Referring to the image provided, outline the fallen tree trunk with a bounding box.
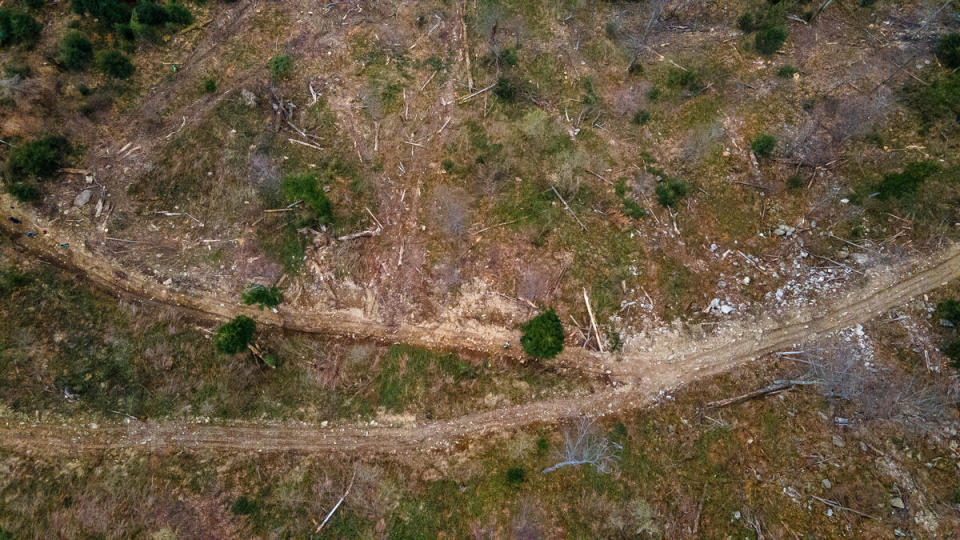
[704,380,817,409]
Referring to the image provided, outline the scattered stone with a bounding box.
[940,319,955,328]
[74,189,92,207]
[774,224,796,237]
[822,478,831,489]
[832,435,845,448]
[890,497,905,509]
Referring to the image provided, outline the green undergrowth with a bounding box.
[0,260,584,422]
[847,161,960,245]
[3,357,954,538]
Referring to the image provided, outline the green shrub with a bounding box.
[133,0,167,25]
[943,340,960,370]
[900,71,960,131]
[6,136,71,181]
[501,46,519,67]
[776,64,798,78]
[214,315,256,354]
[615,177,645,219]
[281,172,333,225]
[737,12,757,33]
[936,32,960,69]
[165,2,192,25]
[96,49,134,78]
[750,134,776,158]
[269,54,292,80]
[4,59,31,78]
[666,67,704,93]
[60,32,94,70]
[242,284,282,310]
[627,61,643,75]
[5,181,40,202]
[202,77,216,93]
[493,76,517,101]
[25,0,46,9]
[230,495,259,516]
[74,0,132,28]
[755,25,787,55]
[647,86,661,101]
[632,109,650,125]
[875,161,940,201]
[506,467,526,485]
[655,176,688,208]
[520,309,564,359]
[787,173,806,190]
[937,299,960,325]
[0,8,42,47]
[623,198,645,219]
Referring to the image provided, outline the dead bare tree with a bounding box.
[542,417,617,474]
[795,342,949,424]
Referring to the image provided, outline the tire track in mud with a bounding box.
[3,198,960,455]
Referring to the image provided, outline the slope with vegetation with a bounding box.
[1,0,960,537]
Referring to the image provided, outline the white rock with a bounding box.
[74,189,93,207]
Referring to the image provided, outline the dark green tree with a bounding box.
[165,2,193,25]
[215,315,256,354]
[60,32,94,70]
[520,309,565,358]
[269,54,292,80]
[6,136,71,180]
[655,176,689,208]
[754,25,787,56]
[0,8,42,47]
[750,134,776,158]
[242,284,283,310]
[96,49,134,78]
[935,32,960,69]
[281,172,333,225]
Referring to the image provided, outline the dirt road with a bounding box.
[3,202,959,455]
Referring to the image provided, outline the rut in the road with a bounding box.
[4,240,960,456]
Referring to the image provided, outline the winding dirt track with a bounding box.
[3,196,960,456]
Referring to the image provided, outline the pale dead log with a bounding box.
[810,495,880,520]
[337,229,379,241]
[435,117,451,136]
[582,287,604,352]
[705,380,817,409]
[419,70,437,91]
[365,207,384,230]
[317,469,357,531]
[584,168,614,186]
[551,185,587,231]
[457,82,496,104]
[472,219,518,235]
[59,168,91,175]
[289,138,325,151]
[165,116,187,139]
[460,4,473,92]
[155,211,202,225]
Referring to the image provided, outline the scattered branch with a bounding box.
[550,185,587,231]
